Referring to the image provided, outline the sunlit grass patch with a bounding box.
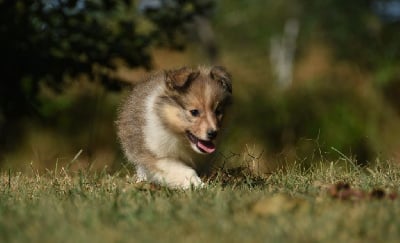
[1,160,400,242]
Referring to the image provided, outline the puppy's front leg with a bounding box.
[150,159,204,189]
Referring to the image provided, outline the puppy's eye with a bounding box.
[190,109,200,117]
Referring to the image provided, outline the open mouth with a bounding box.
[186,131,216,154]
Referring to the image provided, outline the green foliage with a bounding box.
[218,0,400,68]
[0,1,144,117]
[300,0,400,69]
[2,0,400,168]
[0,0,213,115]
[0,0,214,152]
[235,82,398,165]
[142,0,215,49]
[215,0,400,164]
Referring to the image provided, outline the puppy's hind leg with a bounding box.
[150,159,204,189]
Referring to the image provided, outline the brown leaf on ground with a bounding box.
[328,182,366,201]
[370,189,386,199]
[328,182,397,201]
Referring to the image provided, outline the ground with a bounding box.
[1,161,400,243]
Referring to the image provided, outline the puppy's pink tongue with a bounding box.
[197,141,216,153]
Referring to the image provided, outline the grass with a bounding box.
[1,160,400,243]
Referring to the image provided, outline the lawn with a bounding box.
[1,161,400,243]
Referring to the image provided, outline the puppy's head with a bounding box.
[160,66,232,154]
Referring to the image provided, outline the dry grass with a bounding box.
[1,160,400,243]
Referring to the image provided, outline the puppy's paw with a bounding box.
[180,174,205,189]
[153,159,205,189]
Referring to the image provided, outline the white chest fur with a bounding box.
[143,87,192,162]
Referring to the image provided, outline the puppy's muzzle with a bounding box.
[206,129,218,140]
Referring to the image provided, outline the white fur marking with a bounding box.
[143,87,188,159]
[151,159,204,189]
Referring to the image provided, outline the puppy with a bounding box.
[116,66,232,189]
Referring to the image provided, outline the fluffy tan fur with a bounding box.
[116,66,232,189]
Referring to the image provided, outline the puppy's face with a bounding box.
[160,66,232,154]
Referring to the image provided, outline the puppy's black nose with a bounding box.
[207,129,218,140]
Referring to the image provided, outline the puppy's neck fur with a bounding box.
[143,84,195,165]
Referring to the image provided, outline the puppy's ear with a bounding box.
[165,67,200,91]
[210,66,232,93]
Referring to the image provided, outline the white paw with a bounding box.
[179,174,204,189]
[152,159,206,189]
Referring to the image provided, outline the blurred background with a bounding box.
[1,0,400,173]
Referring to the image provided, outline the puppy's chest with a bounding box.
[143,91,192,161]
[150,127,185,156]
